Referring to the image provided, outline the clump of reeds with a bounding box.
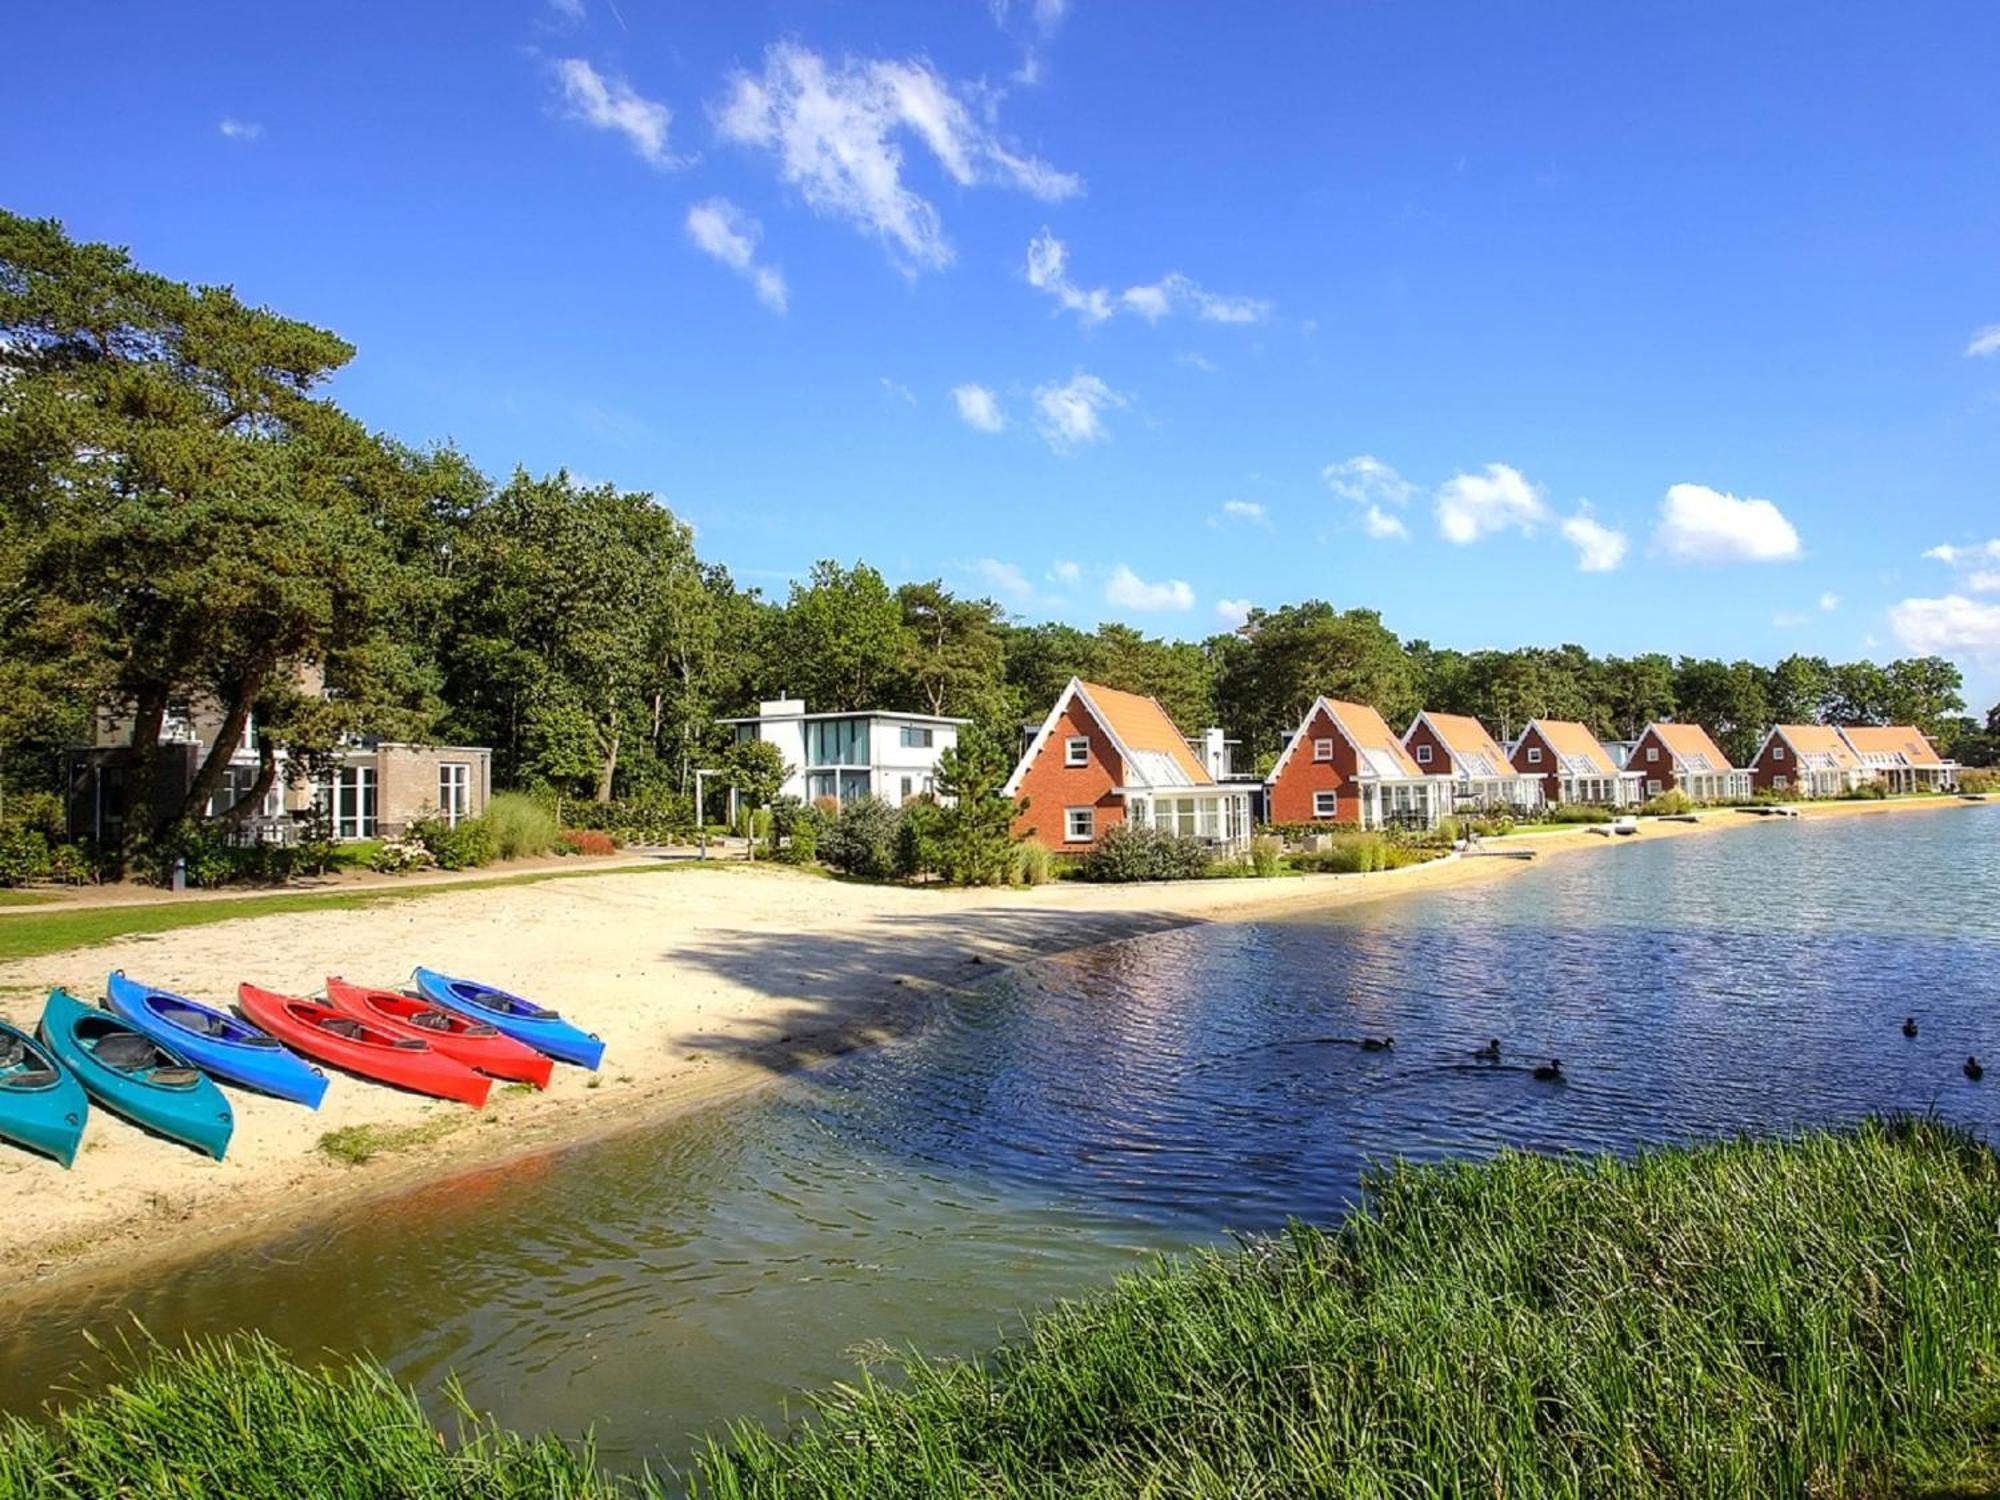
[692,1118,2000,1497]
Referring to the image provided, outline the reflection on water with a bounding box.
[1,807,1995,1477]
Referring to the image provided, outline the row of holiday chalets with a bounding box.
[999,677,1959,852]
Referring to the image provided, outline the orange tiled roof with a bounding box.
[1530,719,1619,778]
[1769,724,1861,771]
[1646,721,1738,772]
[1077,681,1213,785]
[1839,724,1944,768]
[1325,699,1427,778]
[1418,712,1514,777]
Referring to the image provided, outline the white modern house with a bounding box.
[719,697,970,805]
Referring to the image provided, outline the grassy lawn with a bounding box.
[0,890,54,908]
[0,859,719,966]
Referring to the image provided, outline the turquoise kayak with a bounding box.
[38,988,234,1160]
[0,1017,88,1168]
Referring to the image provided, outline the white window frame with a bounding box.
[1646,745,1659,763]
[1414,743,1432,765]
[1646,778,1662,796]
[438,762,472,827]
[1064,736,1090,767]
[1773,774,1789,790]
[1312,737,1335,763]
[1773,744,1786,760]
[899,725,934,749]
[1064,806,1095,843]
[1312,790,1338,818]
[1526,746,1542,765]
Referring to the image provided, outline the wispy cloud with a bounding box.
[1024,230,1270,327]
[1210,499,1270,530]
[716,43,1078,273]
[1175,351,1218,373]
[971,557,1035,603]
[1560,508,1628,572]
[1651,482,1800,564]
[218,117,263,142]
[1323,455,1415,540]
[1819,590,1841,611]
[1435,463,1548,545]
[1105,564,1193,611]
[546,0,586,21]
[1923,539,2000,567]
[879,376,916,405]
[1048,559,1082,587]
[1215,597,1253,628]
[1967,324,2000,358]
[685,198,786,311]
[555,58,677,167]
[1033,371,1124,451]
[951,383,1007,433]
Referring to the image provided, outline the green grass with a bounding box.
[0,890,53,908]
[0,858,720,966]
[692,1118,2000,1498]
[315,1114,469,1166]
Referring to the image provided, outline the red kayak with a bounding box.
[237,984,491,1107]
[324,977,553,1089]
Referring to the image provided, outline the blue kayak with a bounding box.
[413,967,605,1070]
[39,988,234,1160]
[106,971,327,1108]
[0,1018,88,1168]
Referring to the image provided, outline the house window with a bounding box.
[900,775,915,802]
[438,763,472,827]
[1313,790,1338,818]
[1646,746,1659,763]
[805,717,870,767]
[1312,738,1334,762]
[899,725,933,749]
[327,766,377,840]
[1414,743,1432,765]
[1064,736,1090,767]
[1773,775,1790,790]
[1526,746,1542,765]
[1773,744,1786,760]
[1646,778,1662,796]
[1065,807,1094,843]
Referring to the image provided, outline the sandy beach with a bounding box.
[0,794,1977,1292]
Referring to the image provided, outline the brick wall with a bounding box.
[1267,705,1362,823]
[1010,700,1125,850]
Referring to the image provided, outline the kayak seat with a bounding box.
[519,1005,560,1020]
[0,1036,24,1069]
[390,1038,427,1051]
[163,1003,231,1037]
[148,1066,202,1087]
[319,1018,367,1041]
[1,1067,57,1090]
[408,1010,452,1031]
[94,1031,173,1072]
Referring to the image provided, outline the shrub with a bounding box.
[484,791,559,860]
[1959,767,2000,794]
[561,796,695,844]
[1433,815,1462,846]
[46,840,108,885]
[770,796,827,865]
[1291,831,1388,874]
[1,791,65,839]
[1466,812,1515,838]
[1259,820,1363,844]
[1639,788,1694,816]
[0,825,52,887]
[368,838,435,875]
[894,797,943,881]
[1079,824,1213,882]
[1249,834,1283,878]
[1013,839,1052,886]
[408,814,495,871]
[1548,803,1615,824]
[1842,781,1889,801]
[820,796,901,879]
[557,828,618,857]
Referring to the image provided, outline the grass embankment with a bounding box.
[0,859,709,966]
[4,1120,1998,1497]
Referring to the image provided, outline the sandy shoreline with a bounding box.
[0,793,1977,1296]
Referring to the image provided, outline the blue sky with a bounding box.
[8,2,2000,708]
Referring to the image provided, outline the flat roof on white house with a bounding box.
[715,708,972,725]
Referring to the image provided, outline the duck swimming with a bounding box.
[1475,1039,1502,1061]
[1360,1036,1395,1052]
[1532,1058,1564,1082]
[1903,1017,1919,1038]
[1967,1056,1985,1082]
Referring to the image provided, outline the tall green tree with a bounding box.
[933,726,1019,886]
[895,581,1007,720]
[777,560,908,711]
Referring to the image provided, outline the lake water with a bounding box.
[2,805,1996,1483]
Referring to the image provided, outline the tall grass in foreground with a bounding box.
[695,1118,2000,1498]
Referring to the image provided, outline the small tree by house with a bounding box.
[932,726,1020,886]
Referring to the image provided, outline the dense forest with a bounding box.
[3,209,1993,845]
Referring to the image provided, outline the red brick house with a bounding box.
[1749,724,1865,798]
[1510,719,1642,807]
[1265,697,1450,829]
[1836,725,1958,793]
[1003,678,1255,852]
[1629,722,1752,803]
[1402,711,1544,811]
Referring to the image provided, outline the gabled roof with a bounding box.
[1641,721,1738,773]
[1266,697,1432,785]
[1408,711,1518,780]
[1762,724,1862,773]
[1520,719,1621,779]
[1838,724,1945,768]
[1002,678,1212,796]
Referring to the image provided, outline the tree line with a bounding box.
[2,210,1991,850]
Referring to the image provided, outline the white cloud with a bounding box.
[1175,351,1218,373]
[1772,609,1810,628]
[716,43,1078,272]
[880,376,916,404]
[1560,509,1628,572]
[1923,539,2000,567]
[1362,505,1409,540]
[1435,463,1548,545]
[1214,499,1269,529]
[218,118,262,142]
[1967,324,2000,358]
[1105,564,1193,611]
[1652,482,1801,564]
[547,0,586,19]
[1970,571,2000,594]
[972,557,1034,602]
[1048,559,1082,587]
[1033,371,1123,451]
[684,198,786,312]
[1215,597,1253,628]
[1025,230,1269,326]
[1888,594,2000,657]
[1323,454,1417,509]
[1819,591,1841,611]
[555,58,677,167]
[951,383,1007,433]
